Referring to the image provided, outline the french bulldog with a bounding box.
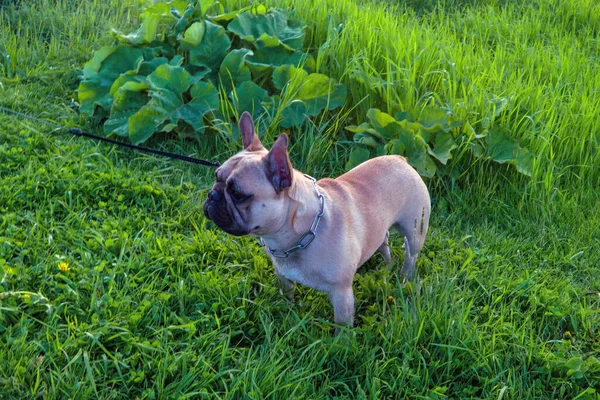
[203,112,431,329]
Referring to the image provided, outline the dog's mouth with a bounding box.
[203,194,249,236]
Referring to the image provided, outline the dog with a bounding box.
[203,112,431,329]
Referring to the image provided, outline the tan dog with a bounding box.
[204,112,431,329]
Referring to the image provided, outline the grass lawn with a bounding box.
[1,0,599,398]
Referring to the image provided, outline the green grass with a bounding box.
[1,0,600,398]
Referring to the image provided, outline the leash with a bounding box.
[0,105,221,167]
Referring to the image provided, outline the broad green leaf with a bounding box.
[210,3,267,22]
[420,129,431,144]
[244,62,271,80]
[105,74,151,136]
[112,0,191,44]
[141,41,176,62]
[120,81,150,92]
[169,55,184,67]
[81,46,117,79]
[565,357,583,371]
[127,91,190,143]
[394,109,417,123]
[427,131,457,165]
[142,0,190,19]
[170,4,198,38]
[395,109,425,132]
[136,57,169,76]
[280,101,306,128]
[231,81,270,120]
[274,66,346,125]
[463,120,487,140]
[345,123,377,136]
[399,131,436,178]
[147,63,192,94]
[189,21,231,72]
[227,9,305,51]
[189,81,220,116]
[104,86,150,137]
[295,73,346,116]
[272,65,307,91]
[346,147,370,170]
[195,0,219,18]
[366,108,401,140]
[112,13,161,45]
[179,22,205,51]
[109,72,147,96]
[385,138,406,156]
[172,81,219,134]
[78,46,144,117]
[273,65,346,127]
[469,142,484,157]
[486,128,519,163]
[417,106,452,133]
[129,94,183,145]
[128,64,218,143]
[246,43,305,75]
[516,147,534,177]
[353,133,379,148]
[219,48,253,93]
[256,32,280,47]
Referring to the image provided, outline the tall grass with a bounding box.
[221,0,600,197]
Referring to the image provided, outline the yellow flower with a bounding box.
[5,267,14,275]
[58,262,70,272]
[22,293,31,300]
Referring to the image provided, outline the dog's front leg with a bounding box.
[329,285,355,332]
[277,273,295,301]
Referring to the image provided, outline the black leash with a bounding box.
[0,105,221,167]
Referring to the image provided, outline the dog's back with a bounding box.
[318,155,430,274]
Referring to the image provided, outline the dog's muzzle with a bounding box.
[203,189,222,220]
[203,187,248,236]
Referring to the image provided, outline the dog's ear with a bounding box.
[239,112,264,151]
[265,133,293,192]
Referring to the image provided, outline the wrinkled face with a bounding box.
[203,151,288,236]
[203,112,294,237]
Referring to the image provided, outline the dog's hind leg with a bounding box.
[377,230,391,263]
[397,206,430,281]
[400,236,418,281]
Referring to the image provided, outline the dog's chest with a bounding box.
[272,257,329,292]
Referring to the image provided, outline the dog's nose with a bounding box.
[208,190,222,201]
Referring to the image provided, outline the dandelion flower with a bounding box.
[58,262,70,272]
[22,293,30,300]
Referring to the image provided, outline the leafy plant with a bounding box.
[345,106,534,178]
[77,0,346,143]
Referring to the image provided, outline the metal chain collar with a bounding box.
[260,174,325,258]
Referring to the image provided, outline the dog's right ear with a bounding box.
[239,112,264,151]
[265,133,293,192]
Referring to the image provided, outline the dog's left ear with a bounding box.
[265,134,293,192]
[239,112,264,151]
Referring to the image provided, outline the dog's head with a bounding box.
[203,112,294,236]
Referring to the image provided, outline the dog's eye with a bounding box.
[230,189,249,202]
